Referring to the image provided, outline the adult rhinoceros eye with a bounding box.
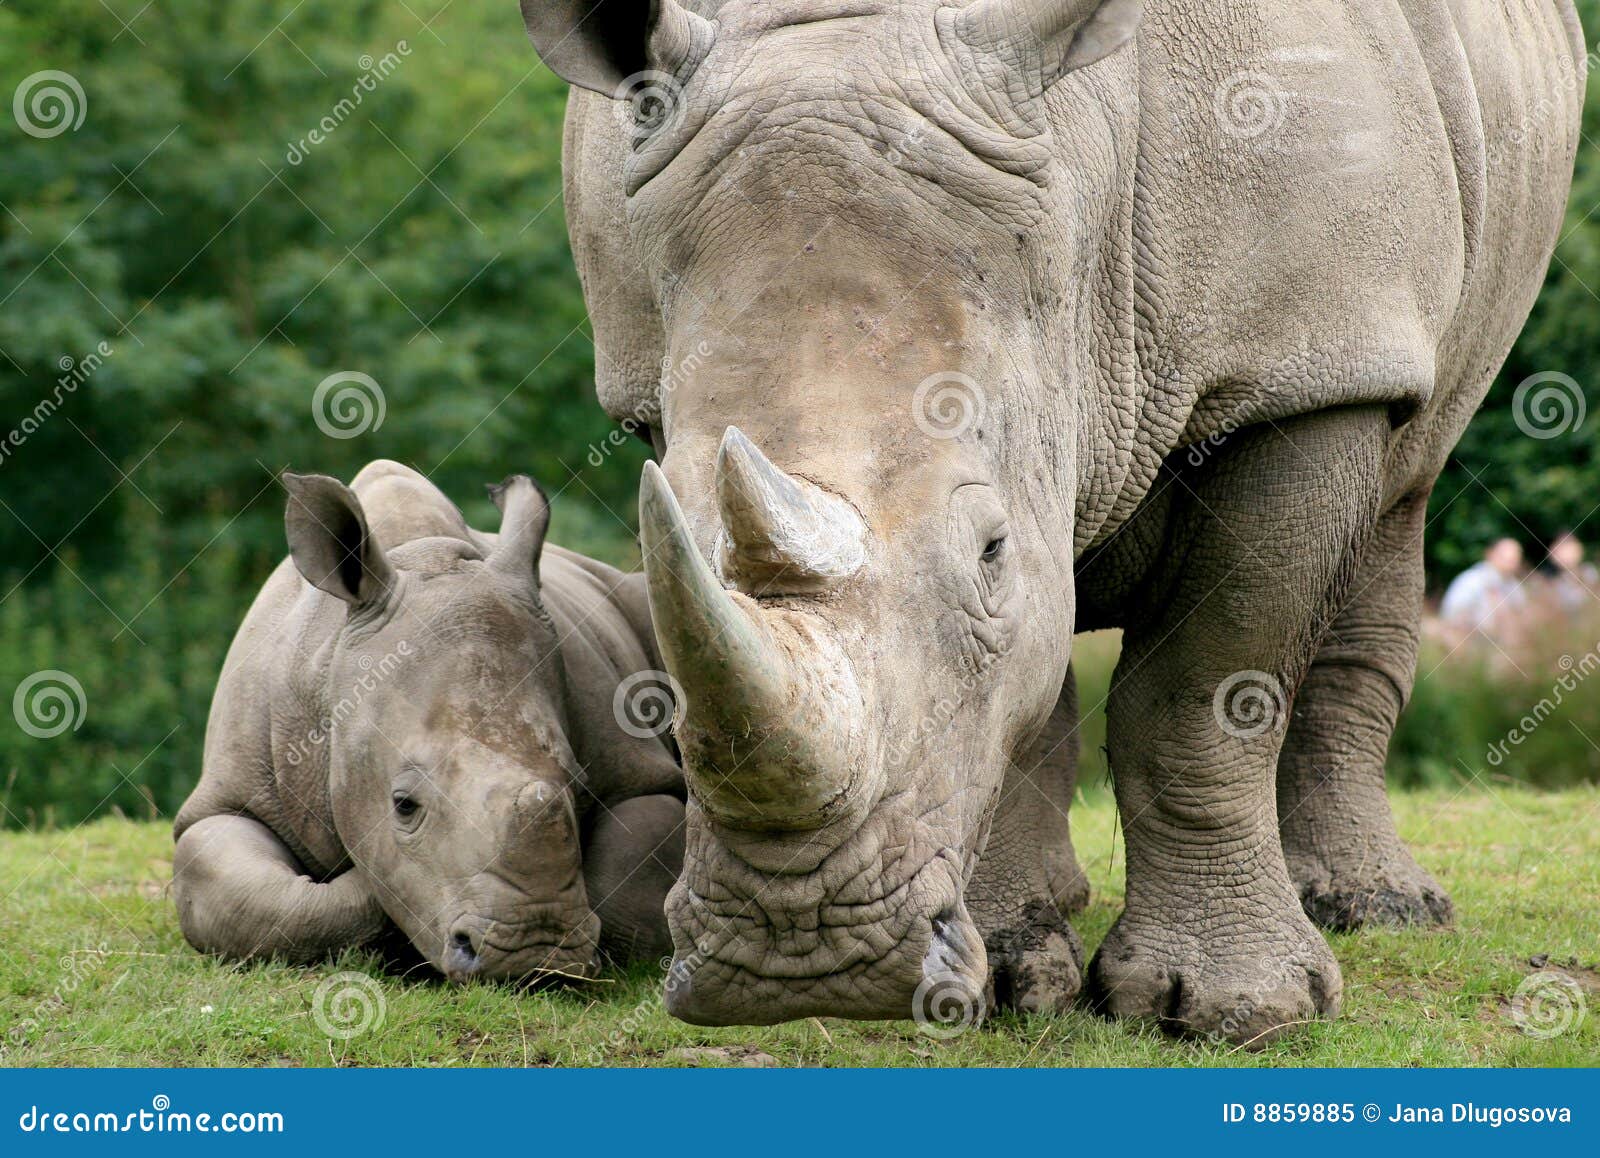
[392,793,421,821]
[980,536,1006,563]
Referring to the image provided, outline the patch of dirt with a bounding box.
[1525,955,1600,990]
[670,1045,780,1068]
[1490,958,1599,1031]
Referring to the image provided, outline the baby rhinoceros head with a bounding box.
[282,469,600,984]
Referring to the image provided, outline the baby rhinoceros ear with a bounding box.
[283,472,397,607]
[486,474,551,589]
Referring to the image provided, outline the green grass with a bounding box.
[2,787,1596,1067]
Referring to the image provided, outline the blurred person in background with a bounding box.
[1543,530,1598,617]
[1440,537,1528,643]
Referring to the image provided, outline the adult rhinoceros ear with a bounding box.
[519,0,715,97]
[486,474,551,589]
[283,472,397,608]
[950,0,1141,91]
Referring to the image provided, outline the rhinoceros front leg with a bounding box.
[1277,489,1453,930]
[1087,405,1390,1045]
[173,814,387,964]
[967,666,1088,1015]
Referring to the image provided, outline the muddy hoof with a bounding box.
[992,931,1084,1015]
[985,904,1084,1015]
[1299,879,1454,931]
[1086,921,1341,1047]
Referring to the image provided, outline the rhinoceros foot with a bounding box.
[1085,908,1341,1049]
[1292,858,1454,933]
[985,901,1084,1016]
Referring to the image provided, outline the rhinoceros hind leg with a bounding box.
[584,794,685,965]
[968,668,1086,1015]
[173,814,387,964]
[1277,490,1453,931]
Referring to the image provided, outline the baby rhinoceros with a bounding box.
[173,460,684,982]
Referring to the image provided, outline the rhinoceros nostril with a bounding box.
[444,929,482,978]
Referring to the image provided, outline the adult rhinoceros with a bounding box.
[522,0,1584,1042]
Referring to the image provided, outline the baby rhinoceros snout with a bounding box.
[440,908,600,986]
[434,781,600,985]
[443,924,485,980]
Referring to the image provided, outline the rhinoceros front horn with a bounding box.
[639,461,859,830]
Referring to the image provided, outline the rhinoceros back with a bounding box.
[1095,0,1584,537]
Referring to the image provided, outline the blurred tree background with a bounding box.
[1,0,1598,825]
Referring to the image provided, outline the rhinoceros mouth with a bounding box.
[660,800,986,1024]
[441,911,601,983]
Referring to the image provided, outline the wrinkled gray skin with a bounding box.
[529,0,1583,1040]
[173,461,684,980]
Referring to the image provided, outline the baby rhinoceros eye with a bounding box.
[980,537,1006,563]
[392,792,421,822]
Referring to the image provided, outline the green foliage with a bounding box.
[1392,623,1600,790]
[0,2,647,825]
[0,0,647,573]
[0,505,238,826]
[1428,0,1600,580]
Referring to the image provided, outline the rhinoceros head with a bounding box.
[282,471,600,983]
[524,0,1139,1022]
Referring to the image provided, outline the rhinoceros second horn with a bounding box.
[716,426,866,593]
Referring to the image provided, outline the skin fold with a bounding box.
[528,0,1583,1041]
[172,460,685,980]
